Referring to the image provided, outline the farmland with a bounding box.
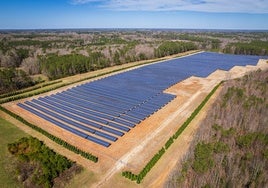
[2,50,268,187]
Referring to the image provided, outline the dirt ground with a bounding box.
[1,57,267,188]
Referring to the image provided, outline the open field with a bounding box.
[1,52,267,187]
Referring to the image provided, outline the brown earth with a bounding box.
[1,55,267,188]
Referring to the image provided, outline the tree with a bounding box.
[21,57,40,75]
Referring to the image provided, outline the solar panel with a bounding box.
[18,52,266,147]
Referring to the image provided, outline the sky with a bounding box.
[0,0,268,30]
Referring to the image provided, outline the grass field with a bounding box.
[66,170,97,188]
[0,118,28,188]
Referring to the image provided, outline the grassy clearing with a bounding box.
[66,169,96,188]
[0,118,28,188]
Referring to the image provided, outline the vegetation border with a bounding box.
[122,82,222,184]
[0,80,62,99]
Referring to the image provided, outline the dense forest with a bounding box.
[0,30,267,94]
[166,69,268,188]
[40,52,109,79]
[154,41,196,57]
[8,136,82,188]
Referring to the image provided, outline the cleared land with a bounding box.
[8,52,264,148]
[1,53,267,187]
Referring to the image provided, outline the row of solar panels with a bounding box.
[53,90,174,122]
[18,90,174,147]
[18,103,111,147]
[18,52,265,147]
[71,84,174,113]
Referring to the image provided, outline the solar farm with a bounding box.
[3,51,268,186]
[14,52,265,148]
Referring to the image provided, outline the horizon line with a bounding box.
[1,28,268,32]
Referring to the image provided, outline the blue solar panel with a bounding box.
[42,98,131,132]
[18,103,111,147]
[86,135,110,147]
[25,100,119,141]
[18,52,266,147]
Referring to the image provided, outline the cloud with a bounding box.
[71,0,268,13]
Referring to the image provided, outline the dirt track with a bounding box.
[1,57,267,188]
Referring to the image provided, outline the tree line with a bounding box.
[223,40,268,55]
[41,53,109,80]
[154,41,197,58]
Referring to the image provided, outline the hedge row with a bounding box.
[0,50,198,104]
[165,137,174,149]
[0,105,98,163]
[122,148,165,184]
[122,82,222,184]
[0,83,68,104]
[0,80,62,99]
[173,82,221,140]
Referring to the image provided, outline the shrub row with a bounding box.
[122,82,222,184]
[122,148,165,184]
[165,137,174,149]
[0,80,61,99]
[0,83,68,104]
[0,105,98,163]
[173,82,221,139]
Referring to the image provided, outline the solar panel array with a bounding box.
[18,52,266,147]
